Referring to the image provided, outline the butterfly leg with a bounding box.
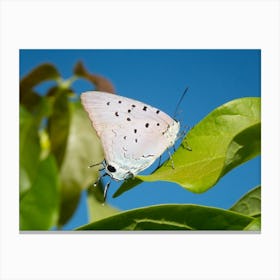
[178,125,192,151]
[168,149,175,169]
[157,155,162,168]
[183,139,192,151]
[93,172,108,187]
[103,180,111,203]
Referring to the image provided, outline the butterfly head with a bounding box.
[104,160,134,181]
[165,120,180,147]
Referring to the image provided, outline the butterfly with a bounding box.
[81,91,180,198]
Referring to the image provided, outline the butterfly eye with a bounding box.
[107,165,116,173]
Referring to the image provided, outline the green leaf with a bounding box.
[20,156,59,230]
[222,124,260,176]
[20,63,60,111]
[77,204,254,230]
[58,102,104,226]
[48,89,72,168]
[230,186,261,217]
[20,106,41,195]
[244,217,261,231]
[114,97,261,198]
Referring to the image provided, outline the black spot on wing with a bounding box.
[115,112,119,117]
[145,123,149,128]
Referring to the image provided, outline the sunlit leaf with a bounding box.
[114,97,260,197]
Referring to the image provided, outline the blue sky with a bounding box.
[20,50,261,230]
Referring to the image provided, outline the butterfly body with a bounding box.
[81,91,180,181]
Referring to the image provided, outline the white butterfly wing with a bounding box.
[81,91,177,130]
[81,91,180,180]
[100,119,171,175]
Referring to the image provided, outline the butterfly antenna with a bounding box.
[88,161,104,168]
[173,87,189,120]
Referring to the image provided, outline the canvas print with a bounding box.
[19,50,261,231]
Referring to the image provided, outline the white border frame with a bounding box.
[1,1,279,279]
